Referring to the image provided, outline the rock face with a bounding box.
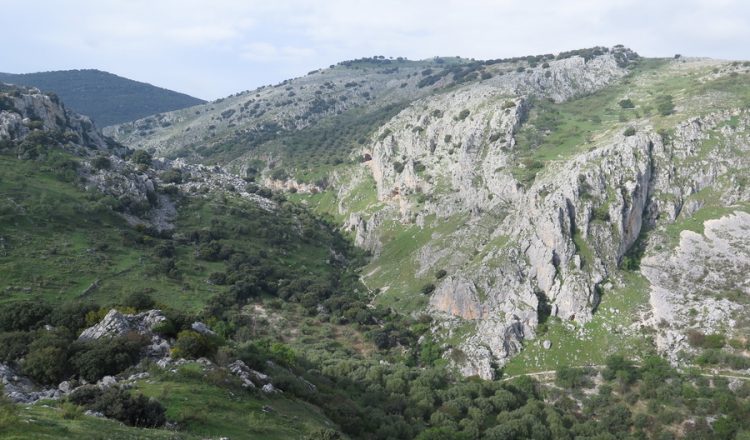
[78,309,167,341]
[643,212,750,363]
[0,83,111,152]
[332,50,643,377]
[331,54,750,377]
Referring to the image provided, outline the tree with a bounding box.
[123,291,155,311]
[555,366,590,389]
[0,301,51,331]
[656,95,675,116]
[70,333,147,382]
[172,330,218,359]
[23,346,69,384]
[130,149,152,166]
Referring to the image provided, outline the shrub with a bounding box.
[23,345,69,384]
[555,366,590,389]
[619,99,635,109]
[655,95,675,116]
[0,384,19,429]
[123,291,155,311]
[421,283,436,295]
[91,156,111,170]
[592,205,610,222]
[0,301,52,331]
[160,168,182,184]
[172,330,219,359]
[48,302,100,333]
[687,330,725,349]
[151,320,177,338]
[130,150,152,166]
[70,333,148,382]
[61,402,83,420]
[393,162,405,173]
[0,331,33,363]
[623,127,637,137]
[456,109,470,121]
[602,354,638,386]
[435,269,448,280]
[90,387,166,427]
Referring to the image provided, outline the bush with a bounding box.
[48,302,100,333]
[435,269,448,280]
[0,331,33,363]
[130,150,152,166]
[602,354,639,386]
[123,291,155,311]
[421,283,436,295]
[687,330,725,349]
[61,402,83,420]
[456,109,471,121]
[172,330,219,359]
[91,156,111,170]
[23,345,69,384]
[0,384,19,429]
[70,333,148,382]
[0,301,52,331]
[592,205,610,222]
[160,168,182,184]
[83,387,166,428]
[555,366,591,389]
[618,99,635,109]
[656,95,675,116]
[623,127,637,137]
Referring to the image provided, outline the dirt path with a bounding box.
[501,365,750,383]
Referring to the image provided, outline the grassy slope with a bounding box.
[0,154,342,312]
[0,150,359,437]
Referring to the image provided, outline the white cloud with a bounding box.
[240,42,316,62]
[3,0,750,98]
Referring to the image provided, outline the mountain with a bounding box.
[0,69,205,126]
[109,46,750,379]
[3,46,750,439]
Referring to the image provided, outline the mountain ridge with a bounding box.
[0,69,205,126]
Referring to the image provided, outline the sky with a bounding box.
[2,0,748,100]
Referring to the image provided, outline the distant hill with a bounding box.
[0,69,205,126]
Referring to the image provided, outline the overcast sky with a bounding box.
[2,0,748,100]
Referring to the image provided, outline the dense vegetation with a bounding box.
[1,139,748,439]
[0,70,205,126]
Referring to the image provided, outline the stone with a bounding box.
[191,321,216,335]
[261,383,278,394]
[97,376,117,388]
[542,340,552,350]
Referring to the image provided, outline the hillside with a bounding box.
[3,47,750,440]
[111,47,750,380]
[0,70,205,126]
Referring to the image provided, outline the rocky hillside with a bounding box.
[111,47,750,382]
[4,48,750,439]
[0,70,205,126]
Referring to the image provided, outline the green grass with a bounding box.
[365,214,467,312]
[0,151,357,313]
[503,272,653,375]
[1,404,183,440]
[134,365,334,439]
